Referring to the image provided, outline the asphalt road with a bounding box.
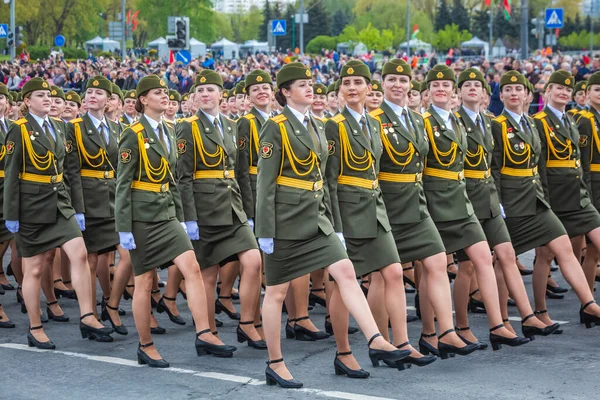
[1,249,599,400]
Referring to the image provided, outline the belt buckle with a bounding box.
[484,170,490,179]
[576,159,581,168]
[458,171,464,181]
[372,180,379,190]
[533,166,538,175]
[224,170,230,178]
[313,181,320,191]
[160,183,168,192]
[104,171,110,179]
[415,173,422,182]
[51,175,57,184]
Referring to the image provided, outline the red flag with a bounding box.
[503,0,511,15]
[555,28,560,38]
[169,50,174,64]
[484,0,491,6]
[126,10,131,24]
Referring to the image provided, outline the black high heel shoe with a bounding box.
[489,324,530,351]
[455,326,488,350]
[394,342,436,367]
[46,301,69,322]
[237,321,267,349]
[137,342,169,368]
[447,263,457,281]
[324,315,359,336]
[53,279,76,299]
[156,296,186,325]
[178,287,187,300]
[468,289,486,313]
[285,318,297,339]
[0,314,15,328]
[437,329,479,359]
[580,300,600,328]
[80,312,114,342]
[334,351,370,378]
[195,328,237,357]
[265,358,303,388]
[308,288,327,307]
[101,301,128,335]
[150,311,166,334]
[215,318,223,327]
[215,296,240,320]
[27,325,56,349]
[546,283,568,294]
[418,332,440,356]
[368,333,411,367]
[150,289,161,308]
[415,292,421,319]
[402,266,416,289]
[0,284,3,295]
[534,309,563,334]
[521,313,560,339]
[293,316,330,341]
[123,285,135,301]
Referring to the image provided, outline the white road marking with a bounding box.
[506,316,569,324]
[0,343,394,400]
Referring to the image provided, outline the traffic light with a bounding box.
[7,32,13,47]
[15,26,23,47]
[167,17,189,50]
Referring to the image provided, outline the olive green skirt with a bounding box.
[264,230,348,286]
[504,201,567,256]
[456,214,511,262]
[130,218,193,276]
[346,223,401,277]
[391,216,445,263]
[82,217,119,254]
[434,213,487,254]
[16,213,82,258]
[554,203,600,239]
[0,222,13,244]
[194,215,258,270]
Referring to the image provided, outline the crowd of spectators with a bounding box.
[0,48,595,114]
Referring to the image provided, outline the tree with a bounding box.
[259,0,273,42]
[451,0,470,32]
[304,0,331,48]
[332,9,351,36]
[432,23,472,51]
[434,0,451,32]
[306,35,338,53]
[276,3,297,51]
[228,6,264,43]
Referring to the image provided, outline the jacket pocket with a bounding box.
[20,184,40,194]
[423,181,448,191]
[275,192,301,205]
[82,179,95,189]
[131,191,157,203]
[193,183,216,194]
[337,192,361,203]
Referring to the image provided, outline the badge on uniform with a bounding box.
[143,138,150,149]
[6,141,14,154]
[238,136,247,151]
[120,148,132,163]
[328,140,336,155]
[176,139,186,154]
[65,140,73,153]
[580,135,589,147]
[507,133,514,139]
[519,142,525,149]
[260,142,273,159]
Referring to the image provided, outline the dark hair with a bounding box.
[275,81,293,107]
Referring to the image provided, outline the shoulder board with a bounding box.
[422,111,432,119]
[493,115,507,124]
[331,114,346,123]
[69,117,83,124]
[567,109,578,116]
[176,118,185,123]
[163,120,174,127]
[369,108,384,118]
[51,117,62,122]
[583,110,595,119]
[271,114,287,123]
[188,115,199,123]
[14,118,28,126]
[243,114,256,120]
[454,111,462,119]
[130,122,144,134]
[313,115,326,123]
[533,111,546,120]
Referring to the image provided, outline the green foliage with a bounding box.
[558,31,600,50]
[28,46,52,60]
[259,0,273,42]
[432,23,472,51]
[214,13,233,41]
[451,0,469,32]
[228,6,264,43]
[306,35,339,54]
[331,9,352,36]
[338,26,360,47]
[62,47,87,59]
[434,0,451,32]
[304,0,331,48]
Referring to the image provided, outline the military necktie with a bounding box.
[99,122,108,147]
[562,114,571,131]
[304,116,320,151]
[214,117,223,139]
[360,116,369,138]
[402,109,415,138]
[475,115,484,137]
[0,120,6,136]
[157,123,168,153]
[450,114,461,141]
[44,121,55,150]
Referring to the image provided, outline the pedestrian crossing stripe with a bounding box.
[547,11,562,26]
[273,22,285,33]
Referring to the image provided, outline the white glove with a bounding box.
[499,203,506,219]
[258,238,274,254]
[247,218,254,231]
[336,232,346,250]
[184,221,200,240]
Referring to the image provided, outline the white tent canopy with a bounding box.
[461,36,489,58]
[239,40,269,55]
[148,37,170,60]
[86,36,120,52]
[190,38,207,58]
[210,38,240,60]
[399,38,432,53]
[337,41,368,56]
